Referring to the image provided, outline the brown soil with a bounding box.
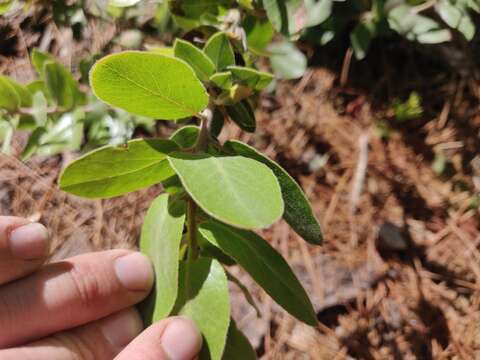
[1,6,480,359]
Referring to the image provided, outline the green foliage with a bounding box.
[140,194,186,324]
[0,1,343,357]
[393,92,423,122]
[90,52,209,119]
[174,258,230,360]
[57,23,323,355]
[225,140,323,245]
[59,139,178,198]
[168,153,284,229]
[199,220,318,325]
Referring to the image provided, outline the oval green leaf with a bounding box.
[199,220,317,326]
[59,139,179,198]
[174,258,230,360]
[170,125,200,148]
[1,76,32,107]
[226,100,256,133]
[269,41,307,80]
[0,76,20,111]
[204,32,235,71]
[227,66,273,91]
[174,39,215,82]
[225,140,322,245]
[44,62,79,109]
[90,51,209,120]
[210,71,233,90]
[139,194,186,325]
[167,153,284,229]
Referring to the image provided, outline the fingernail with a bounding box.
[114,252,153,291]
[100,308,143,349]
[9,222,49,260]
[161,317,202,360]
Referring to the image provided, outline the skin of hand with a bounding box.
[0,216,202,360]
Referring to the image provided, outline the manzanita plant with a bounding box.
[58,32,322,359]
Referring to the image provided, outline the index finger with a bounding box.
[0,216,49,285]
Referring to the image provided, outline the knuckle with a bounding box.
[51,332,95,360]
[67,265,102,309]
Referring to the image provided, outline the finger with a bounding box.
[0,308,143,360]
[0,250,153,348]
[0,216,49,285]
[116,316,202,360]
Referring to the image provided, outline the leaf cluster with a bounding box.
[59,32,322,358]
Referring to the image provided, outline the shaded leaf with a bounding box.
[199,220,317,325]
[168,153,284,229]
[139,194,186,325]
[44,61,81,109]
[0,76,20,111]
[210,71,233,90]
[225,140,322,245]
[170,125,200,148]
[174,258,230,360]
[263,0,304,36]
[225,100,256,133]
[90,51,208,120]
[174,39,216,82]
[60,139,179,198]
[227,66,273,91]
[204,32,235,70]
[269,41,307,80]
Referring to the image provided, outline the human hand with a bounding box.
[0,216,202,359]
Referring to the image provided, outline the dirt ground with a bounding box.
[1,6,480,359]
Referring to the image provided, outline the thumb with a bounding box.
[115,316,202,360]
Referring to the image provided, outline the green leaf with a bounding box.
[174,39,216,82]
[225,140,322,245]
[109,0,142,7]
[199,220,317,325]
[269,41,307,80]
[226,100,256,133]
[0,76,20,111]
[388,5,452,44]
[21,127,47,161]
[0,0,15,15]
[147,46,175,57]
[90,51,209,120]
[263,0,304,36]
[36,110,84,156]
[350,21,374,60]
[244,15,274,51]
[305,0,332,27]
[170,125,200,148]
[227,66,274,91]
[139,194,186,325]
[44,62,80,109]
[210,71,233,90]
[435,0,475,40]
[31,49,55,77]
[204,32,235,71]
[222,320,257,360]
[168,153,284,229]
[210,107,225,138]
[1,76,32,107]
[174,258,230,360]
[59,139,179,198]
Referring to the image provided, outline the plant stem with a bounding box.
[186,199,199,261]
[195,104,213,152]
[185,199,198,299]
